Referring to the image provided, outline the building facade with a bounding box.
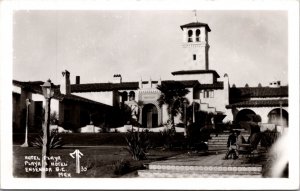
[13,20,288,134]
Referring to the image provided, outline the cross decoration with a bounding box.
[193,10,198,22]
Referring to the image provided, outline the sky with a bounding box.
[13,10,288,87]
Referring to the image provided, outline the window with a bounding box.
[188,30,193,42]
[203,90,214,98]
[129,91,135,101]
[196,29,200,42]
[193,54,196,60]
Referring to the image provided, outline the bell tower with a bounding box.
[180,21,211,70]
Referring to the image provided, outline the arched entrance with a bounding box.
[142,104,158,128]
[268,108,289,126]
[235,109,257,131]
[235,109,256,123]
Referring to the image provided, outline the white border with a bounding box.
[1,0,299,190]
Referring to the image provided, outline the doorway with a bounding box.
[142,104,158,128]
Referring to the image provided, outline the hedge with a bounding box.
[13,132,186,147]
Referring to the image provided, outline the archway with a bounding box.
[268,108,289,126]
[235,109,256,123]
[142,104,158,128]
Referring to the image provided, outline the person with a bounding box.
[235,130,249,156]
[224,130,239,159]
[236,130,247,145]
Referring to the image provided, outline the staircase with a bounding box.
[208,132,250,152]
[138,153,262,178]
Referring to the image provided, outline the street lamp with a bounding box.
[21,98,31,147]
[40,79,55,178]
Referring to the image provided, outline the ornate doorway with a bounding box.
[142,104,158,128]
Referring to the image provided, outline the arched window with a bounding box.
[196,29,200,42]
[129,91,135,101]
[188,30,193,42]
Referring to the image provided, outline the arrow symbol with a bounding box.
[70,149,83,174]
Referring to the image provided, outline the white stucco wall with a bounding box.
[31,93,59,113]
[13,85,21,94]
[182,44,207,70]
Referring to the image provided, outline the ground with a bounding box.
[13,146,184,178]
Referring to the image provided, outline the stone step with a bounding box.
[138,169,262,178]
[210,134,250,138]
[208,144,227,147]
[148,164,262,173]
[208,139,228,143]
[208,146,227,152]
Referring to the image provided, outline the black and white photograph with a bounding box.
[0,0,299,190]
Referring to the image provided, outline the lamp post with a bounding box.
[21,98,31,147]
[40,79,55,178]
[183,99,188,137]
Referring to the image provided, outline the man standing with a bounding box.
[224,130,239,159]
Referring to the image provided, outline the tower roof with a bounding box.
[180,22,211,32]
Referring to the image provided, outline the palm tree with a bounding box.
[157,81,190,132]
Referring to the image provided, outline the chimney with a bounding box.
[113,74,122,83]
[76,76,80,84]
[61,70,71,94]
[269,81,281,88]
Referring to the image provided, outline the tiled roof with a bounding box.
[230,86,288,99]
[61,94,111,107]
[13,80,60,96]
[162,80,200,88]
[180,22,211,32]
[171,70,220,78]
[71,82,139,92]
[13,80,110,107]
[196,82,224,90]
[71,80,202,92]
[226,99,288,109]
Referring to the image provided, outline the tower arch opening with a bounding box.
[188,30,193,42]
[196,29,200,42]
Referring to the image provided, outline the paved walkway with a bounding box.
[149,152,262,168]
[138,152,264,178]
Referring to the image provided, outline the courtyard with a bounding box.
[13,145,184,178]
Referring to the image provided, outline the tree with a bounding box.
[157,81,190,131]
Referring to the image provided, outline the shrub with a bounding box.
[125,129,150,160]
[31,129,64,149]
[160,128,176,149]
[260,130,280,148]
[113,159,131,175]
